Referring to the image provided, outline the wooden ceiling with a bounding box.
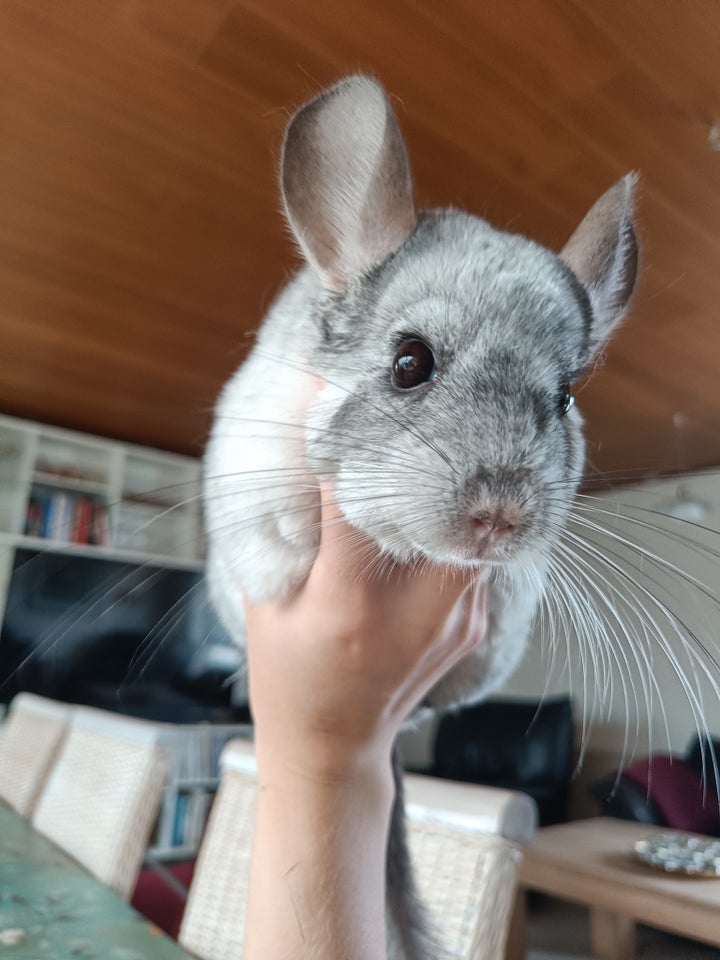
[1,0,719,478]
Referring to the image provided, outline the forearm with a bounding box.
[241,500,485,959]
[243,744,395,960]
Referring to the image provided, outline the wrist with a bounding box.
[245,735,395,959]
[254,728,396,795]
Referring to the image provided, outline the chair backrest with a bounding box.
[31,705,169,900]
[0,693,71,816]
[179,739,536,960]
[396,774,537,959]
[178,739,256,960]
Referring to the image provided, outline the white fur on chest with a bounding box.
[204,272,323,633]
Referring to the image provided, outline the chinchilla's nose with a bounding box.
[471,506,519,538]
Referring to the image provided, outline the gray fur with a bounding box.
[204,75,638,959]
[282,75,416,285]
[387,744,445,960]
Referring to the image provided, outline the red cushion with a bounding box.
[623,755,720,835]
[131,860,196,940]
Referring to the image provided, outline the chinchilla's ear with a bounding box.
[560,173,639,359]
[281,75,417,288]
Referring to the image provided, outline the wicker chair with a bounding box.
[0,692,71,816]
[396,774,536,958]
[178,739,256,960]
[31,705,169,900]
[179,738,536,960]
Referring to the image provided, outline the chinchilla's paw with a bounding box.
[205,488,322,648]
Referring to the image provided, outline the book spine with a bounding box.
[91,501,108,547]
[172,794,189,847]
[53,493,70,541]
[41,494,54,539]
[76,499,92,545]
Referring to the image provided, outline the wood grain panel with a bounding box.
[0,0,718,480]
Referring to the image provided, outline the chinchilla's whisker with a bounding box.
[206,489,428,550]
[536,502,717,766]
[203,466,321,486]
[575,496,720,563]
[206,478,467,552]
[0,564,171,694]
[561,527,720,788]
[555,544,643,773]
[211,416,418,464]
[569,507,717,609]
[547,551,610,706]
[568,514,720,674]
[253,347,458,478]
[208,477,412,514]
[215,493,416,584]
[580,466,720,488]
[550,533,629,694]
[564,525,714,697]
[201,481,318,503]
[3,472,224,691]
[581,560,670,767]
[543,562,585,753]
[213,411,454,483]
[547,554,606,764]
[533,567,568,712]
[577,543,720,681]
[575,492,720,541]
[556,531,679,776]
[519,560,562,706]
[189,620,230,671]
[123,579,206,685]
[541,466,720,493]
[539,562,578,704]
[568,521,719,644]
[361,546,403,586]
[208,471,451,501]
[207,455,450,498]
[552,544,656,771]
[2,474,210,659]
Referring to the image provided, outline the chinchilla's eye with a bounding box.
[392,339,436,389]
[558,384,575,416]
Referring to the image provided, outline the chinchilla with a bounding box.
[204,75,637,959]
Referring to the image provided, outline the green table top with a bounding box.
[0,804,195,960]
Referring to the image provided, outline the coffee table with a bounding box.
[516,817,720,960]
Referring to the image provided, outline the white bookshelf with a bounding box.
[149,723,253,863]
[0,413,205,627]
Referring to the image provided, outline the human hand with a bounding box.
[245,486,488,780]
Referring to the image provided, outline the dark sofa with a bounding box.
[421,696,575,826]
[590,735,720,835]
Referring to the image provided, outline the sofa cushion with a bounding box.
[622,755,720,836]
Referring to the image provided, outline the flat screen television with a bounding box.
[0,549,247,723]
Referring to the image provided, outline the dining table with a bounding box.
[0,803,196,959]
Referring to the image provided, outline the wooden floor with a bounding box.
[526,896,719,960]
